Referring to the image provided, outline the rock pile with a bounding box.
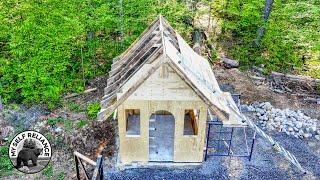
[242,102,320,140]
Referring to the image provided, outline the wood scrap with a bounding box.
[250,67,320,96]
[84,88,97,94]
[64,93,78,99]
[304,97,320,104]
[249,76,266,81]
[64,88,97,99]
[74,151,97,166]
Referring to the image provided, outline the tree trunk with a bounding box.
[254,0,274,46]
[192,29,202,55]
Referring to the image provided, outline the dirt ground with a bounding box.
[212,66,320,119]
[2,66,319,180]
[1,74,113,180]
[104,66,320,180]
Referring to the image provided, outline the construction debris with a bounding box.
[249,67,320,103]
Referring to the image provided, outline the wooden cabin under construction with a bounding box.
[98,15,245,165]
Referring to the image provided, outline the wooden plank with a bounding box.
[163,31,179,50]
[92,155,102,180]
[101,47,163,107]
[174,32,220,90]
[107,38,161,88]
[102,45,163,99]
[109,21,160,77]
[74,151,97,166]
[98,60,163,121]
[106,34,162,93]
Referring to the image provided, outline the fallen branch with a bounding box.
[304,98,320,104]
[84,88,97,94]
[249,75,266,81]
[64,88,97,99]
[270,71,320,85]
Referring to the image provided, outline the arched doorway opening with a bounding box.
[149,110,175,162]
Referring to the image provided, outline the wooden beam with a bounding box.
[101,47,163,108]
[109,22,161,77]
[98,60,162,121]
[107,34,162,87]
[74,151,97,166]
[105,45,162,96]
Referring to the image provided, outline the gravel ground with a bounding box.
[104,130,320,180]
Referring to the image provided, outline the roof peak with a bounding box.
[98,15,243,126]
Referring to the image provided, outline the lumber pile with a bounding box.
[250,67,320,104]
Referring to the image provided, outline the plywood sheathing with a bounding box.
[118,100,207,164]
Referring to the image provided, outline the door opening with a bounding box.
[149,110,175,161]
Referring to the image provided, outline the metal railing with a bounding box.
[205,94,256,161]
[226,100,306,173]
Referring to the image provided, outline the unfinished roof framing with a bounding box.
[98,15,244,126]
[97,16,306,172]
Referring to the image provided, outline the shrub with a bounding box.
[0,146,14,177]
[47,118,64,126]
[0,0,192,108]
[76,119,88,129]
[58,171,66,180]
[42,162,54,178]
[63,120,74,133]
[86,102,101,119]
[67,102,83,112]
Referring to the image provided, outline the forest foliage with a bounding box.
[211,0,320,75]
[0,0,192,107]
[0,0,319,107]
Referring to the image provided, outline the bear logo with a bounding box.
[16,148,43,168]
[9,130,51,174]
